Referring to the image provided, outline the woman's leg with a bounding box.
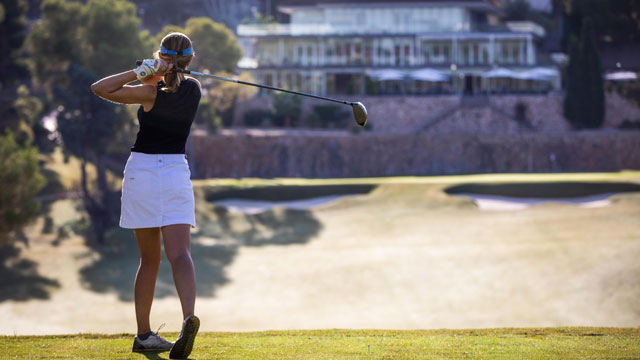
[133,227,162,335]
[162,224,196,319]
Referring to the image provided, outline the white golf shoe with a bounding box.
[132,324,174,352]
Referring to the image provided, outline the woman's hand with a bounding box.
[134,59,174,81]
[154,59,174,76]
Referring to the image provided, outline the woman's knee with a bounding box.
[140,253,162,267]
[165,248,191,265]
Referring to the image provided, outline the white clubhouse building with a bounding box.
[237,0,560,96]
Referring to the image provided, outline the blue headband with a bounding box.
[160,45,193,56]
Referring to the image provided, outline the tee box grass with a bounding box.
[2,328,640,359]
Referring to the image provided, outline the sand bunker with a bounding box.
[213,195,355,214]
[456,193,615,210]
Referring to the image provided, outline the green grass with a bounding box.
[2,328,639,359]
[193,170,640,188]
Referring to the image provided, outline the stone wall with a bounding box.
[604,91,640,127]
[488,95,568,132]
[191,131,640,179]
[233,93,640,134]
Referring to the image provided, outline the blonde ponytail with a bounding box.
[154,32,194,93]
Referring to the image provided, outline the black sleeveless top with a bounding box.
[131,78,201,154]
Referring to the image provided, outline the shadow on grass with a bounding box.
[0,245,60,302]
[78,227,238,302]
[134,351,180,360]
[78,193,323,301]
[445,182,640,198]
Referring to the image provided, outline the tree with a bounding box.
[24,0,149,86]
[563,18,604,129]
[22,0,85,88]
[183,17,243,73]
[0,0,29,84]
[54,65,125,243]
[272,92,302,127]
[0,1,51,154]
[562,0,640,49]
[579,18,604,128]
[202,71,256,127]
[84,0,150,77]
[503,0,532,21]
[24,0,149,243]
[0,130,45,246]
[15,85,56,154]
[563,36,582,128]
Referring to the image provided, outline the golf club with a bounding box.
[136,60,368,127]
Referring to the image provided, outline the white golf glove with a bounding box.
[134,59,160,80]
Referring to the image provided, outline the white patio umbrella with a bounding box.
[605,71,638,81]
[516,67,559,80]
[369,69,406,81]
[409,68,449,82]
[483,67,519,78]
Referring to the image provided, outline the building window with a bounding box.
[463,45,469,65]
[501,42,510,63]
[473,44,479,65]
[404,45,410,65]
[295,73,302,91]
[286,72,293,90]
[365,45,372,65]
[423,45,431,64]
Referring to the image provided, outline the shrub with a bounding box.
[244,109,273,127]
[308,104,350,128]
[272,93,302,127]
[618,119,640,130]
[515,102,528,122]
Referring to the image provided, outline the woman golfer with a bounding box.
[91,32,200,359]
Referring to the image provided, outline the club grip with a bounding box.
[135,60,187,74]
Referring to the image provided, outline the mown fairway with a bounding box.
[2,171,640,336]
[3,328,640,359]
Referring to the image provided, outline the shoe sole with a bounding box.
[133,347,171,353]
[132,339,173,353]
[170,315,200,359]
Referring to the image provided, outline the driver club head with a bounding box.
[351,102,368,127]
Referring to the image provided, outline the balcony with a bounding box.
[238,23,335,37]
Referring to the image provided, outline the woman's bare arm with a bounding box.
[90,61,172,111]
[91,71,157,110]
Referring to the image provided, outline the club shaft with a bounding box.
[135,60,354,105]
[186,70,352,106]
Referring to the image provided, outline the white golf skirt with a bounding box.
[120,152,196,229]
